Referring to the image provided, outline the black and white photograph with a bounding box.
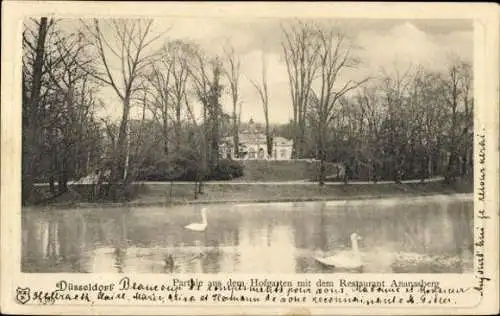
[2,2,499,315]
[19,16,476,274]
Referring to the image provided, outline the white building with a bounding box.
[220,128,293,161]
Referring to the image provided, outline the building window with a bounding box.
[280,149,287,159]
[258,148,265,159]
[248,147,256,159]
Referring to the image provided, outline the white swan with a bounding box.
[315,233,363,269]
[184,207,208,232]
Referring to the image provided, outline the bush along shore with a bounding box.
[27,178,473,209]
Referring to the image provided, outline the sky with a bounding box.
[64,18,473,125]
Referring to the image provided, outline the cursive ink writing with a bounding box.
[478,133,486,164]
[473,223,491,296]
[477,133,486,201]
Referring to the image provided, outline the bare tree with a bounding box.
[183,90,208,198]
[353,85,385,182]
[22,17,51,203]
[147,47,173,156]
[126,89,165,181]
[223,45,241,158]
[187,48,224,172]
[405,67,444,181]
[23,18,104,204]
[168,41,190,151]
[441,58,473,181]
[310,27,369,185]
[44,29,100,194]
[250,50,272,158]
[206,59,224,169]
[378,64,415,183]
[81,19,163,200]
[281,20,320,158]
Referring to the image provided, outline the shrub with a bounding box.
[209,159,244,180]
[137,156,244,182]
[136,147,202,181]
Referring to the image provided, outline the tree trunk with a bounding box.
[291,113,298,159]
[233,131,239,159]
[419,150,428,182]
[372,161,378,183]
[319,158,326,186]
[49,176,56,195]
[163,130,169,157]
[265,115,272,158]
[298,118,307,159]
[318,126,326,186]
[461,147,469,177]
[208,97,220,171]
[446,150,459,182]
[23,17,49,205]
[233,114,239,158]
[175,103,181,150]
[58,171,68,194]
[343,163,350,184]
[108,97,131,201]
[198,181,203,194]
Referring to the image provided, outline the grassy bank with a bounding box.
[237,160,340,181]
[32,179,473,208]
[139,180,472,203]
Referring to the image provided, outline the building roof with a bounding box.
[221,132,292,146]
[273,136,293,146]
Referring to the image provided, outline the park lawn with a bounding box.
[235,160,340,182]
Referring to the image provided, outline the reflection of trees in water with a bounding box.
[217,210,240,247]
[439,203,454,247]
[372,201,473,261]
[389,206,429,253]
[113,211,129,273]
[201,247,222,273]
[319,203,327,251]
[46,220,59,261]
[290,203,323,251]
[113,247,126,273]
[23,215,50,269]
[58,212,88,272]
[24,200,474,273]
[421,207,432,252]
[122,207,242,249]
[451,202,473,249]
[232,226,239,246]
[206,216,239,247]
[23,211,89,272]
[291,209,316,273]
[450,202,474,272]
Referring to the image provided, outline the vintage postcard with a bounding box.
[1,1,499,315]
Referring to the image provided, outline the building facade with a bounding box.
[220,132,293,161]
[220,120,293,161]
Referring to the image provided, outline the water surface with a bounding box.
[22,195,473,273]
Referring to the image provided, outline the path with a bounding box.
[34,177,445,186]
[153,177,445,185]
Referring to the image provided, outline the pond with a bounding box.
[22,195,473,274]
